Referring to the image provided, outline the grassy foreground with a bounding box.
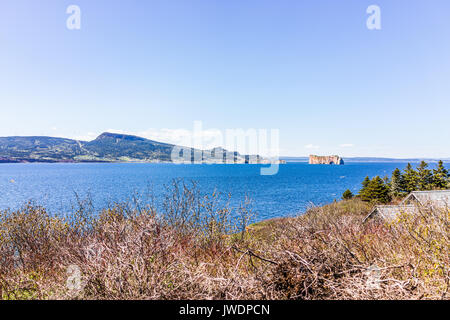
[0,183,448,300]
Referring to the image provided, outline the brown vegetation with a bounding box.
[0,181,448,300]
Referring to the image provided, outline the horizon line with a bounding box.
[1,132,449,160]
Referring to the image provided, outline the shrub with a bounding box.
[0,185,447,300]
[342,189,354,200]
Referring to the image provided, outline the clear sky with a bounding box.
[1,0,449,158]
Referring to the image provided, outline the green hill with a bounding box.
[0,136,86,162]
[82,132,176,162]
[0,132,256,163]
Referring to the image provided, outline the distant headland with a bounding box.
[0,132,283,164]
[309,155,344,165]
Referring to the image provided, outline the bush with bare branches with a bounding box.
[0,182,448,300]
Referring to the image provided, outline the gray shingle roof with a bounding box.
[363,205,419,223]
[402,190,450,207]
[364,190,450,223]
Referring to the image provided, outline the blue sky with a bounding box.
[0,0,449,158]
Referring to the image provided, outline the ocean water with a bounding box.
[0,162,437,222]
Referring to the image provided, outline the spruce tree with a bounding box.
[417,161,433,190]
[390,168,405,196]
[342,189,354,200]
[432,160,449,189]
[383,175,390,186]
[364,176,391,204]
[362,176,370,189]
[403,163,419,193]
[359,176,371,201]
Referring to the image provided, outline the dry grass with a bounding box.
[0,182,448,300]
[267,200,448,299]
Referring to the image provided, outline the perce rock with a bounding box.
[309,155,344,165]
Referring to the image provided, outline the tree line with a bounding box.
[342,160,449,204]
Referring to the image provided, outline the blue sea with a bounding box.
[0,162,439,222]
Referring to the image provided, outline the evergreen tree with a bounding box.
[362,176,370,189]
[417,161,433,190]
[359,176,371,200]
[403,163,419,193]
[390,168,405,196]
[363,176,391,204]
[383,175,391,191]
[342,189,354,200]
[432,160,449,189]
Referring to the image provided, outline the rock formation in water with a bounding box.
[309,155,344,165]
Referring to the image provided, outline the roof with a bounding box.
[402,190,450,207]
[363,205,419,223]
